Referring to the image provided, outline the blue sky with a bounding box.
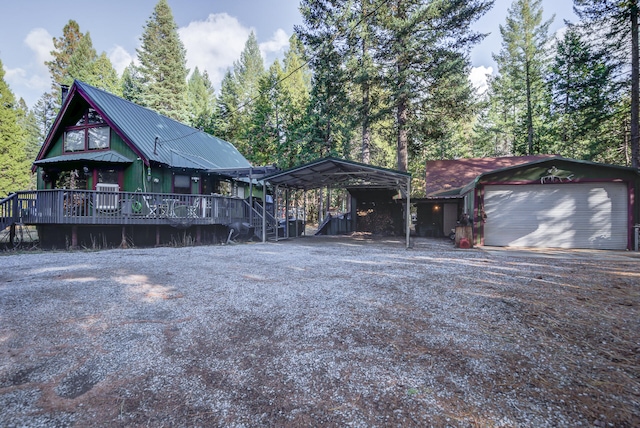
[0,0,577,109]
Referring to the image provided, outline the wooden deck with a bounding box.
[2,189,259,229]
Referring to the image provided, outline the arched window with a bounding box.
[64,108,110,152]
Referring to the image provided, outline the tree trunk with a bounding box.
[361,44,371,164]
[397,87,408,172]
[631,4,639,169]
[525,59,534,155]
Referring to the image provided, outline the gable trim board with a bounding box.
[481,182,629,250]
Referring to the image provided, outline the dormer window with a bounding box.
[64,108,110,152]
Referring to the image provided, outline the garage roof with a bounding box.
[263,157,411,190]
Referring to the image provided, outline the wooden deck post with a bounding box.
[196,225,201,244]
[71,226,78,249]
[156,226,160,247]
[120,226,128,248]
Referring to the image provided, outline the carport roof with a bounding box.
[262,157,411,190]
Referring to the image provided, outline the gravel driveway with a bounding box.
[1,236,639,427]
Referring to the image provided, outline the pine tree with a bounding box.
[214,70,241,144]
[187,67,216,133]
[279,35,312,168]
[547,27,617,160]
[46,20,83,90]
[32,92,58,141]
[574,0,639,168]
[491,0,553,155]
[46,20,120,102]
[0,60,31,195]
[90,53,122,96]
[376,0,492,171]
[137,0,189,122]
[65,31,98,86]
[297,0,352,161]
[121,62,145,104]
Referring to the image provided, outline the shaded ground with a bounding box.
[1,236,639,427]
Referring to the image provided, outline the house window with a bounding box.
[64,108,110,152]
[173,175,191,194]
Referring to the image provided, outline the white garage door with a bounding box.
[483,183,628,250]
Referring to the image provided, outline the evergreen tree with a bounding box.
[547,27,617,160]
[121,62,145,104]
[248,61,284,166]
[0,60,31,195]
[574,0,639,168]
[137,0,189,122]
[90,52,122,96]
[16,99,41,189]
[297,0,352,161]
[32,92,58,142]
[45,20,83,91]
[214,32,266,155]
[376,0,492,171]
[187,67,216,133]
[491,0,553,155]
[214,70,242,144]
[279,35,312,167]
[65,31,98,86]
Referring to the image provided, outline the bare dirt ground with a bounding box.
[1,236,639,427]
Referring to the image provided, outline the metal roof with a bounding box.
[263,157,411,190]
[73,80,251,171]
[33,150,133,165]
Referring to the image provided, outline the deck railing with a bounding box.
[13,189,248,227]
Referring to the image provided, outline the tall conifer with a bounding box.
[0,60,31,195]
[137,0,189,122]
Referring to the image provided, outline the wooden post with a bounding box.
[262,181,267,243]
[156,226,161,247]
[406,177,411,249]
[196,225,201,244]
[120,226,128,248]
[274,185,279,242]
[71,226,78,249]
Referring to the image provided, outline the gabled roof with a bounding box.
[425,155,558,197]
[35,80,251,171]
[263,157,411,190]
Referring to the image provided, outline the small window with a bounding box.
[64,130,84,152]
[89,127,109,150]
[97,169,119,185]
[174,175,191,194]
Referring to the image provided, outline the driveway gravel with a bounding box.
[1,236,639,427]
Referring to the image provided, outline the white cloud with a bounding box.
[259,28,289,61]
[24,28,54,68]
[469,65,493,95]
[109,45,134,75]
[179,13,291,91]
[4,28,53,106]
[179,13,251,90]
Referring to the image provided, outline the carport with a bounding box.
[258,157,412,248]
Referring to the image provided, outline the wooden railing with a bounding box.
[13,189,248,227]
[0,193,20,231]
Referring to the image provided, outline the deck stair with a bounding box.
[247,200,278,240]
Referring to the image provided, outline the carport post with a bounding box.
[406,177,411,249]
[303,190,307,236]
[262,181,267,243]
[275,185,279,242]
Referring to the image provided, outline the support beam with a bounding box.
[406,178,411,249]
[275,185,279,242]
[262,181,267,243]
